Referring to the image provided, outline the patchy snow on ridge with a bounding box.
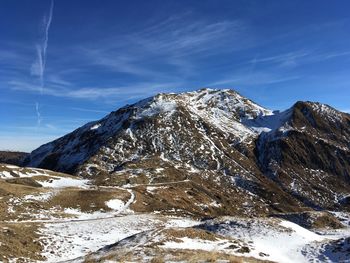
[136,96,177,118]
[243,108,293,134]
[309,102,344,123]
[176,88,274,141]
[182,88,273,120]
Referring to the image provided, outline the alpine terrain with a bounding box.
[1,88,350,262]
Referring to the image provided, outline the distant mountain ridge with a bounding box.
[0,151,28,166]
[24,88,350,216]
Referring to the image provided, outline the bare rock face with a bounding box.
[24,88,350,216]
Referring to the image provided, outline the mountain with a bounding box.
[24,88,350,216]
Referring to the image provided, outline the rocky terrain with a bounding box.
[1,88,350,262]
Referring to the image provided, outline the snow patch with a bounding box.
[38,177,89,188]
[136,97,177,118]
[162,237,229,251]
[279,220,324,242]
[90,123,101,130]
[105,199,125,211]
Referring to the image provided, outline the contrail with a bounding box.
[32,0,54,93]
[35,102,42,127]
[32,0,54,128]
[41,0,54,87]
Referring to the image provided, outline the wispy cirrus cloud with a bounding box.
[209,72,301,87]
[250,51,310,68]
[8,16,247,101]
[136,19,246,56]
[8,79,181,102]
[76,17,249,79]
[248,49,350,68]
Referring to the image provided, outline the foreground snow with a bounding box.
[198,216,350,263]
[33,206,350,263]
[39,214,200,262]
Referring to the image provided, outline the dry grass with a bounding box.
[0,180,44,221]
[48,188,130,213]
[129,177,253,219]
[5,177,43,187]
[0,223,44,262]
[162,228,219,242]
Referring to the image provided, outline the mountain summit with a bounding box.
[24,88,350,216]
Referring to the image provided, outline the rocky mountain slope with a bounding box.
[256,101,350,210]
[24,88,350,216]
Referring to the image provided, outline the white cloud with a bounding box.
[210,72,301,87]
[8,80,181,101]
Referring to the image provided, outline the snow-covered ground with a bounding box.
[0,164,89,189]
[161,236,234,251]
[38,177,89,188]
[39,214,160,261]
[34,206,350,263]
[198,215,350,263]
[39,213,200,262]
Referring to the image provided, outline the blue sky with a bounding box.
[1,0,350,152]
